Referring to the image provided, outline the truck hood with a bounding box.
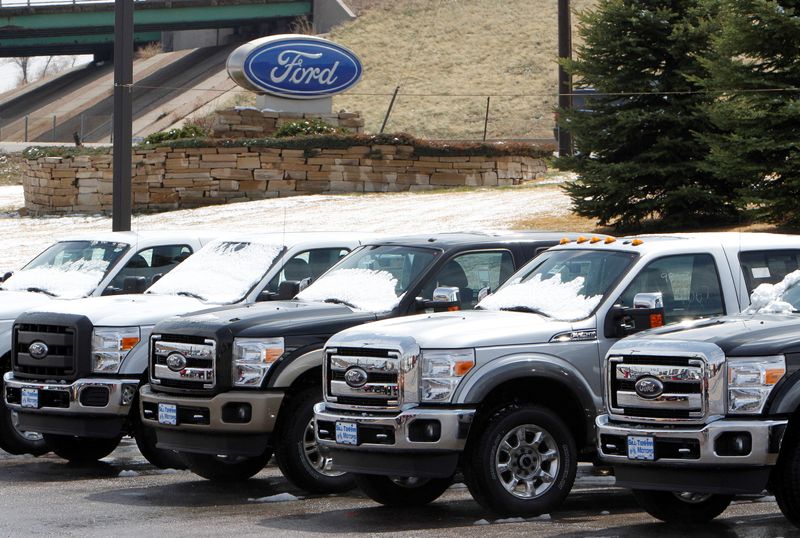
[623,313,800,357]
[154,300,379,339]
[0,291,56,320]
[328,310,576,349]
[24,294,211,327]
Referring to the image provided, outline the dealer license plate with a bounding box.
[21,388,38,409]
[158,403,178,426]
[335,421,358,445]
[627,436,655,460]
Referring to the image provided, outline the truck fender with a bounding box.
[767,369,800,415]
[0,328,11,361]
[119,335,151,376]
[267,348,324,389]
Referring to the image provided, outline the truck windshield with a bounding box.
[146,241,283,304]
[0,240,129,299]
[478,249,637,320]
[746,269,800,314]
[296,245,437,312]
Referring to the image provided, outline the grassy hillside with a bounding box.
[330,0,596,139]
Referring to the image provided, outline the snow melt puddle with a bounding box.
[2,258,109,298]
[473,515,550,525]
[744,269,800,314]
[478,273,602,321]
[247,493,300,503]
[297,268,399,312]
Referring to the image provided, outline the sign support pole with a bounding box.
[557,0,572,157]
[112,0,133,232]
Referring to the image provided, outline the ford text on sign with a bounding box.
[227,34,363,100]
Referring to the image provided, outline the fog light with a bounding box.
[121,384,137,406]
[222,402,252,424]
[715,431,752,456]
[408,419,441,442]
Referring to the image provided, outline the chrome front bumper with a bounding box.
[3,371,139,417]
[314,402,475,452]
[596,413,787,467]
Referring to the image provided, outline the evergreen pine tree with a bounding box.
[700,0,800,227]
[555,0,741,229]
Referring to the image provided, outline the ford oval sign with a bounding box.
[227,34,363,100]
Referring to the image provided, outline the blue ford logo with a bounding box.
[227,35,363,99]
[28,341,48,360]
[634,376,664,399]
[344,367,368,388]
[166,352,188,372]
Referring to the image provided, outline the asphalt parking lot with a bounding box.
[0,440,794,537]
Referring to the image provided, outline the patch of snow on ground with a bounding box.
[296,268,399,312]
[0,186,23,211]
[247,493,299,503]
[744,269,800,314]
[3,259,109,298]
[117,470,139,477]
[493,517,526,524]
[473,519,490,525]
[478,273,602,321]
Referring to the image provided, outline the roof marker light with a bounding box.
[604,237,617,244]
[576,236,588,244]
[590,237,602,244]
[631,239,644,246]
[559,237,571,245]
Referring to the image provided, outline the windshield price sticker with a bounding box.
[158,403,178,426]
[335,421,358,445]
[627,436,655,460]
[21,388,39,409]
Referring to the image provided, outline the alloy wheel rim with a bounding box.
[673,491,713,504]
[389,476,430,488]
[495,423,560,499]
[10,410,43,443]
[303,419,345,477]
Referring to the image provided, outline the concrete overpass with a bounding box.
[0,0,313,57]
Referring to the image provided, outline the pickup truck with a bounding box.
[3,232,366,467]
[139,232,574,493]
[0,230,214,456]
[314,233,800,516]
[596,269,800,526]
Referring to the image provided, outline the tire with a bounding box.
[43,433,121,463]
[355,473,453,506]
[773,429,800,527]
[132,418,187,470]
[0,363,48,456]
[275,387,355,494]
[463,403,577,517]
[632,489,732,523]
[183,449,272,482]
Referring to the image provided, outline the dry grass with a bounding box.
[329,0,596,139]
[135,42,163,60]
[0,154,23,186]
[291,15,315,35]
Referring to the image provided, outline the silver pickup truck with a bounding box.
[314,233,800,516]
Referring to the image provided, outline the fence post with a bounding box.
[483,96,491,141]
[24,115,28,142]
[80,114,85,140]
[52,115,57,142]
[380,86,400,134]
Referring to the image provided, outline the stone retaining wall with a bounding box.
[22,143,547,214]
[211,108,365,138]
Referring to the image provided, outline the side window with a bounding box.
[421,251,515,310]
[104,245,193,294]
[739,250,800,295]
[266,248,350,293]
[619,254,724,323]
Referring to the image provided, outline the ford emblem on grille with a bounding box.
[28,341,48,360]
[344,367,368,388]
[634,376,664,399]
[166,352,188,372]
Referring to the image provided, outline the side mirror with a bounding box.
[151,273,163,284]
[122,276,148,294]
[257,290,277,302]
[0,271,11,283]
[416,286,461,312]
[477,287,491,302]
[604,292,665,338]
[277,280,301,300]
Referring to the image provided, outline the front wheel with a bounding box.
[0,373,48,456]
[463,403,577,517]
[183,449,272,482]
[772,429,800,527]
[355,473,453,506]
[632,490,732,523]
[132,419,187,470]
[274,387,355,493]
[43,433,121,463]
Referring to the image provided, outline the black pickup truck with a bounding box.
[139,232,582,492]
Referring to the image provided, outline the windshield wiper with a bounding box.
[499,306,552,317]
[324,298,359,309]
[26,287,57,297]
[176,291,207,301]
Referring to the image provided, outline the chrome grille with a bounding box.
[607,355,705,420]
[150,334,216,390]
[326,347,400,409]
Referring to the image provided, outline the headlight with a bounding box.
[232,337,284,387]
[92,327,140,373]
[727,356,785,414]
[420,349,475,403]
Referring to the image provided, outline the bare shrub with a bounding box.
[290,15,315,35]
[135,42,163,59]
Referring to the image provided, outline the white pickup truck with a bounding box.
[3,232,368,467]
[314,232,800,517]
[0,231,214,456]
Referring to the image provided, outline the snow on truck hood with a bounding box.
[1,259,110,299]
[329,310,575,350]
[0,291,59,320]
[23,294,213,327]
